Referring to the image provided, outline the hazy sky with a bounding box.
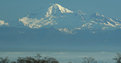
[0,0,121,26]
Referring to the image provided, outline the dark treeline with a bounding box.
[0,53,121,63]
[0,54,59,63]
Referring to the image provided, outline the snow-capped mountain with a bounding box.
[19,3,121,34]
[45,4,73,17]
[0,20,8,26]
[1,4,121,51]
[80,12,121,30]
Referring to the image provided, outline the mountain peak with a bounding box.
[0,20,8,26]
[45,3,73,17]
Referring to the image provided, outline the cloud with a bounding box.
[58,28,73,34]
[19,17,57,28]
[0,20,8,26]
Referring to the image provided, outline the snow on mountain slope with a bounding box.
[19,3,77,33]
[79,12,121,30]
[19,17,56,28]
[0,20,8,26]
[19,3,121,34]
[45,4,73,17]
[19,4,73,29]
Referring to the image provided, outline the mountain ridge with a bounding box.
[18,3,121,34]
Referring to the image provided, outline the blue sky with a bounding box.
[0,0,121,27]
